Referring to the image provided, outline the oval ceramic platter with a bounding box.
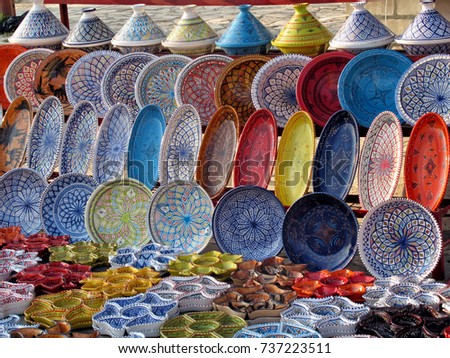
[251,54,311,128]
[296,51,354,127]
[404,113,450,211]
[358,111,403,211]
[174,54,233,126]
[338,49,412,128]
[233,109,277,188]
[0,45,26,109]
[396,54,450,126]
[312,110,360,200]
[66,50,122,118]
[196,105,240,200]
[358,198,442,278]
[212,186,285,261]
[85,178,152,248]
[148,181,213,254]
[59,100,98,175]
[127,105,165,190]
[159,104,201,186]
[275,111,315,207]
[283,193,358,271]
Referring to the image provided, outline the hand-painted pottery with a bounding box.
[85,178,152,248]
[135,55,191,120]
[312,110,360,200]
[59,101,97,175]
[66,50,122,118]
[215,55,270,126]
[127,105,165,190]
[251,54,311,128]
[396,54,450,126]
[234,322,321,338]
[27,96,63,179]
[0,282,35,319]
[275,111,315,207]
[196,106,239,200]
[359,112,403,211]
[233,109,277,188]
[158,105,201,186]
[296,51,354,127]
[174,54,232,125]
[405,113,450,211]
[358,198,442,278]
[0,45,27,109]
[338,49,412,128]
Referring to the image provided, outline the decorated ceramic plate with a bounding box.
[233,109,277,188]
[85,178,152,248]
[159,104,201,186]
[251,54,311,128]
[215,55,270,126]
[283,193,359,271]
[405,113,450,211]
[296,51,354,127]
[359,111,403,211]
[0,45,26,109]
[396,54,450,126]
[59,100,98,175]
[196,106,239,200]
[212,186,285,261]
[312,110,359,200]
[275,111,315,207]
[66,50,122,118]
[234,322,321,338]
[27,96,64,179]
[338,49,412,128]
[127,105,165,190]
[148,181,213,254]
[358,198,442,278]
[174,54,233,126]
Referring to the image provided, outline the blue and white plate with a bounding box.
[234,322,321,338]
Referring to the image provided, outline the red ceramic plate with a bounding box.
[233,109,277,188]
[405,112,450,211]
[296,51,354,127]
[0,45,27,110]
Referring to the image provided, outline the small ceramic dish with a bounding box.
[234,321,321,338]
[49,242,117,267]
[316,315,359,338]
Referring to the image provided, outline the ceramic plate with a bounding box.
[312,110,359,199]
[233,109,277,188]
[174,54,233,125]
[27,96,64,179]
[196,105,239,200]
[358,198,442,278]
[251,54,311,128]
[234,322,321,338]
[159,104,201,186]
[283,193,359,271]
[296,51,354,127]
[212,186,285,261]
[275,111,315,207]
[359,111,403,211]
[59,100,98,175]
[66,50,122,118]
[396,54,450,126]
[338,49,412,128]
[0,45,26,109]
[148,181,213,254]
[405,113,450,211]
[127,105,165,190]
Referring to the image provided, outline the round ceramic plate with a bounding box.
[234,322,321,338]
[59,100,98,175]
[405,113,450,211]
[359,111,403,211]
[233,109,277,188]
[296,51,354,127]
[358,198,442,278]
[66,50,122,118]
[338,49,412,128]
[212,186,285,261]
[396,54,450,126]
[251,54,311,128]
[27,96,64,179]
[0,45,26,109]
[312,110,360,200]
[148,181,213,254]
[283,192,359,271]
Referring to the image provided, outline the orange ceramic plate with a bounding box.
[0,45,27,110]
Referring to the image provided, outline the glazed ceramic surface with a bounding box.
[0,45,27,109]
[234,322,321,338]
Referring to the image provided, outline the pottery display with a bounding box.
[49,242,116,266]
[0,249,41,281]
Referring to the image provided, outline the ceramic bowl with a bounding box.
[316,315,358,338]
[389,284,422,298]
[234,321,321,338]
